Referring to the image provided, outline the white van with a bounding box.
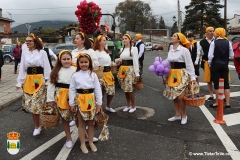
[144,42,152,51]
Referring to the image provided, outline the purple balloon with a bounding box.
[155,71,160,76]
[155,56,162,63]
[163,68,170,74]
[162,61,169,68]
[154,61,160,68]
[157,64,164,72]
[148,65,155,72]
[158,72,164,76]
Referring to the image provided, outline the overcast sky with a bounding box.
[1,0,239,28]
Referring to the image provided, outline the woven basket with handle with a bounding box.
[40,104,60,128]
[94,112,109,128]
[93,66,104,79]
[183,82,206,107]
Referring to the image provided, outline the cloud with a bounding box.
[0,0,238,28]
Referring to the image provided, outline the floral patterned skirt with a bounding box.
[99,77,115,96]
[75,93,97,121]
[163,69,199,100]
[22,84,46,114]
[117,66,135,92]
[55,87,76,121]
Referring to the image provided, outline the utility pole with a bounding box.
[224,0,227,30]
[177,0,181,33]
[26,23,31,35]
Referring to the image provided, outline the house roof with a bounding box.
[0,17,15,22]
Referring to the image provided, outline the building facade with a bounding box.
[0,8,14,40]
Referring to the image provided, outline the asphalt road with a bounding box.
[0,50,240,160]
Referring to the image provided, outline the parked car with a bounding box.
[52,43,76,56]
[1,44,15,63]
[144,42,152,51]
[152,45,163,51]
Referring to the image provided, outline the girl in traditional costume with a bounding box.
[93,35,115,112]
[69,32,99,127]
[46,50,76,148]
[16,33,51,136]
[163,33,198,125]
[116,34,140,113]
[69,53,102,154]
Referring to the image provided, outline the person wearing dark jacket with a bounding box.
[12,42,22,74]
[134,34,145,77]
[208,28,234,109]
[0,49,4,81]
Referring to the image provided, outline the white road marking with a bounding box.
[228,65,236,69]
[199,105,240,160]
[205,91,240,100]
[20,127,75,160]
[55,127,79,160]
[223,113,240,126]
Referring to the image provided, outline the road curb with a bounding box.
[0,94,23,110]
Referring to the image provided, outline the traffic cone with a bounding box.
[214,78,226,124]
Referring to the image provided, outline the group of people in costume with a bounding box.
[164,27,233,125]
[15,32,141,154]
[15,24,233,153]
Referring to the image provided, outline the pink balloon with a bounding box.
[157,64,164,72]
[154,61,160,68]
[162,61,169,68]
[148,65,155,72]
[163,68,170,74]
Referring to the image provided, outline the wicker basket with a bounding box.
[94,112,109,128]
[111,66,118,74]
[183,94,206,107]
[183,82,206,107]
[40,105,60,128]
[93,66,104,79]
[133,79,144,90]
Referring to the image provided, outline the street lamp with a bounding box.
[173,15,176,22]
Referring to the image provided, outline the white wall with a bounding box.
[227,14,240,28]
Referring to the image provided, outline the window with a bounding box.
[239,19,240,24]
[0,25,4,32]
[2,45,11,52]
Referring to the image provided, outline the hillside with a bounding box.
[11,20,75,33]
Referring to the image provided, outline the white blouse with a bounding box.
[47,66,76,102]
[168,45,196,81]
[95,50,111,66]
[69,70,102,106]
[16,49,51,87]
[71,48,99,67]
[118,47,140,76]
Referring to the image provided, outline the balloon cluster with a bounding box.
[148,56,170,76]
[75,0,102,34]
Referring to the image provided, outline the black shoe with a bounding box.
[225,105,231,109]
[209,104,218,108]
[207,97,214,101]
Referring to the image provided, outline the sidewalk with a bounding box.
[0,64,23,110]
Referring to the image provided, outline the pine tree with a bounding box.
[159,16,166,29]
[182,0,224,38]
[7,141,10,149]
[171,22,178,35]
[17,142,20,149]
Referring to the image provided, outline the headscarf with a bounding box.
[124,34,132,40]
[214,28,228,40]
[135,33,142,40]
[205,27,214,37]
[176,33,190,49]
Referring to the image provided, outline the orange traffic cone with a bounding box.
[214,78,226,124]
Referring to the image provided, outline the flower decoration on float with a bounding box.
[75,0,102,35]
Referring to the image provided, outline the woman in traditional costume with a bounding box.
[163,33,198,125]
[16,33,51,136]
[93,35,115,112]
[116,34,140,113]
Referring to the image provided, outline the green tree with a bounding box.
[171,22,178,35]
[182,0,224,38]
[114,0,151,33]
[159,16,166,29]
